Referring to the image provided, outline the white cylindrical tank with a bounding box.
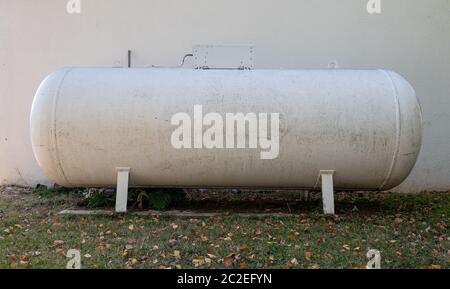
[30,68,422,190]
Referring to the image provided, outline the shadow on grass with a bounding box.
[173,190,449,216]
[31,186,449,216]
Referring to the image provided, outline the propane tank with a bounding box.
[30,68,422,190]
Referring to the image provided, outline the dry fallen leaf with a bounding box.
[192,257,206,267]
[305,252,312,260]
[317,237,326,243]
[239,244,249,251]
[223,256,234,267]
[20,253,32,262]
[19,260,30,268]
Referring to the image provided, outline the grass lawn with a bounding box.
[0,187,448,269]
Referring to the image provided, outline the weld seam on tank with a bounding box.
[378,69,402,191]
[51,68,73,187]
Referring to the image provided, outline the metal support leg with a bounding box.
[115,167,130,213]
[320,170,335,215]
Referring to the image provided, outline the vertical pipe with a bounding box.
[127,50,131,68]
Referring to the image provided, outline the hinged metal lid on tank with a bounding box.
[193,44,254,70]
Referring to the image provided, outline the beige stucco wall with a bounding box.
[1,0,449,192]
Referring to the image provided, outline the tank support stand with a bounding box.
[113,167,335,214]
[115,167,130,213]
[319,170,335,215]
